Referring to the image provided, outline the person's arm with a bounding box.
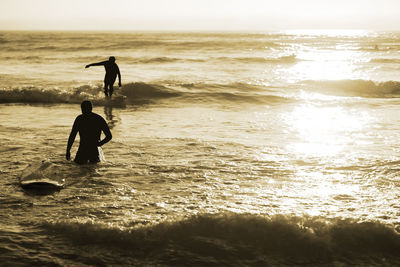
[85,61,107,68]
[66,119,79,160]
[98,120,112,147]
[117,65,122,87]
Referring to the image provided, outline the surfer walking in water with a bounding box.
[86,56,122,98]
[66,100,112,164]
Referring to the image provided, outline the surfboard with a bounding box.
[21,148,106,193]
[98,146,106,162]
[20,160,65,191]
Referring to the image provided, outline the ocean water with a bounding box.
[1,30,400,265]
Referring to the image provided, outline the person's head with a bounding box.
[81,100,93,114]
[109,56,116,62]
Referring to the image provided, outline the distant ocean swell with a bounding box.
[3,41,399,52]
[41,213,400,265]
[0,36,280,52]
[120,54,299,64]
[0,55,299,65]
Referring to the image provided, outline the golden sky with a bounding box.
[0,0,399,30]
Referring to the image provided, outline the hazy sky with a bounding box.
[0,0,399,31]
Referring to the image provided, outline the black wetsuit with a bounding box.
[103,61,120,96]
[72,112,111,164]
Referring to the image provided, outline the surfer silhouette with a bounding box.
[66,101,112,164]
[85,56,121,97]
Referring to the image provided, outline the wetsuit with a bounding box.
[103,61,120,97]
[71,112,112,164]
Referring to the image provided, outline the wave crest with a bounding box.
[304,80,400,98]
[0,86,88,104]
[42,213,400,265]
[0,82,289,105]
[0,83,181,105]
[120,82,181,100]
[369,58,400,64]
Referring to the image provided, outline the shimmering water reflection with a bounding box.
[283,103,371,158]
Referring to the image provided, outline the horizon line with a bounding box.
[0,28,399,33]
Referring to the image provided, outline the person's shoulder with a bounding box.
[73,114,84,126]
[92,112,108,127]
[92,112,106,121]
[75,114,84,120]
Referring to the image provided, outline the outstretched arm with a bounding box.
[66,120,78,160]
[85,61,107,68]
[98,121,112,147]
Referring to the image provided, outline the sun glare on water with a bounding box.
[284,103,369,158]
[277,101,372,217]
[290,49,363,81]
[282,29,371,82]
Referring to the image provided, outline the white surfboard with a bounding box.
[98,146,106,162]
[21,148,106,192]
[20,160,65,190]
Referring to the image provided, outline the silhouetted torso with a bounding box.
[73,112,109,163]
[67,100,112,164]
[104,61,119,83]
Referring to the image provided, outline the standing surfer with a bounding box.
[66,100,112,164]
[86,56,122,98]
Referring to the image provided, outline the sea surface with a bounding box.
[1,30,400,265]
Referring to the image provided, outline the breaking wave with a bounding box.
[0,83,181,105]
[41,213,400,265]
[3,79,400,106]
[0,86,89,104]
[120,82,290,105]
[0,82,290,105]
[303,79,400,98]
[119,82,181,100]
[369,58,400,64]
